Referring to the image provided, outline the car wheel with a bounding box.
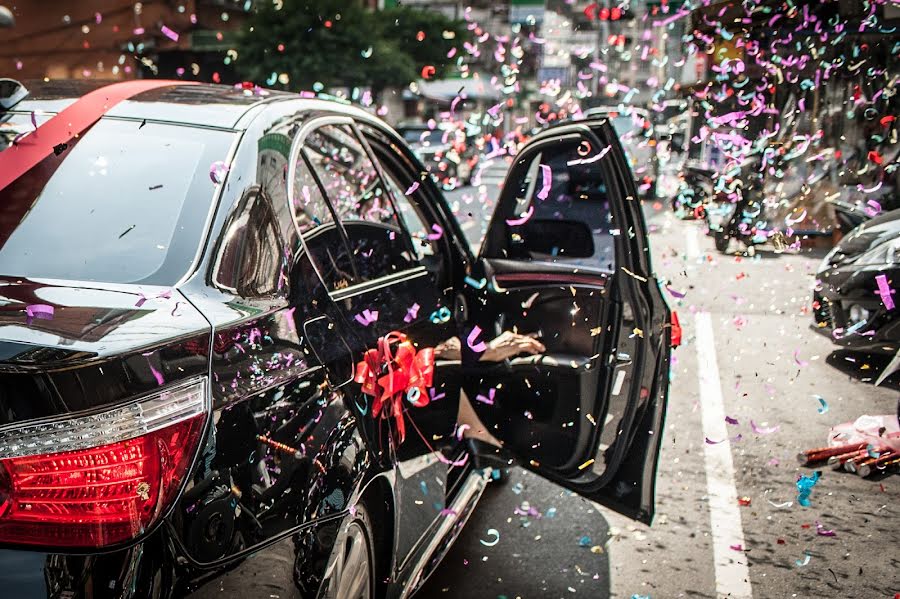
[333,504,376,599]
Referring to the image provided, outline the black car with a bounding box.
[0,79,672,599]
[813,208,900,355]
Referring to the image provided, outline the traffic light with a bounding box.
[583,3,632,21]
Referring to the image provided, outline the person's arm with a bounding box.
[433,332,545,362]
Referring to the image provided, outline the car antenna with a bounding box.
[0,79,29,113]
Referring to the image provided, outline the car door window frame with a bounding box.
[293,119,426,297]
[346,121,421,262]
[474,120,657,492]
[286,115,363,293]
[359,126,458,281]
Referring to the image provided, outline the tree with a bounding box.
[236,0,468,92]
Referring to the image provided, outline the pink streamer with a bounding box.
[505,205,534,226]
[536,164,551,200]
[24,304,54,325]
[875,274,895,310]
[467,325,487,353]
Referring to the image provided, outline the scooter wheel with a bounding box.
[714,232,730,253]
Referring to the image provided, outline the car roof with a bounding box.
[9,79,297,130]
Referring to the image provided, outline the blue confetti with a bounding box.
[796,471,821,507]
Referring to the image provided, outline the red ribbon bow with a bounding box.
[353,331,435,442]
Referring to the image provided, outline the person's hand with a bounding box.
[434,336,462,360]
[481,331,545,362]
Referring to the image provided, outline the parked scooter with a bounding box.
[708,155,768,253]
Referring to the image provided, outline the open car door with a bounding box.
[461,119,672,524]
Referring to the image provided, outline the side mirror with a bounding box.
[0,7,14,29]
[0,79,27,111]
[511,218,595,258]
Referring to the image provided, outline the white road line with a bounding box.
[694,311,753,599]
[685,226,700,260]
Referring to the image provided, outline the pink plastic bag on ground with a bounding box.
[828,414,900,453]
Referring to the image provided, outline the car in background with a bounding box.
[582,106,659,199]
[0,79,672,598]
[396,123,478,187]
[813,208,900,360]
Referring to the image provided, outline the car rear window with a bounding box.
[0,115,235,285]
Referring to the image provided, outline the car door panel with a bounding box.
[464,119,670,524]
[299,119,461,568]
[172,110,366,569]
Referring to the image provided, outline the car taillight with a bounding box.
[0,377,207,548]
[670,311,682,348]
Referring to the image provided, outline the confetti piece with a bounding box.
[403,303,420,324]
[480,528,500,547]
[578,535,592,546]
[354,309,379,327]
[149,363,165,386]
[725,416,739,425]
[815,522,836,537]
[621,267,648,282]
[767,500,793,508]
[705,437,725,444]
[24,304,54,325]
[426,224,443,240]
[467,325,487,353]
[795,551,811,567]
[475,388,496,405]
[209,161,230,184]
[429,307,451,324]
[813,395,828,414]
[161,25,179,42]
[536,164,552,200]
[404,181,420,195]
[135,289,173,307]
[875,274,895,310]
[666,286,686,299]
[505,205,534,226]
[750,420,779,435]
[464,276,487,289]
[796,471,820,508]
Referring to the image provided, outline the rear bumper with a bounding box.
[0,530,174,599]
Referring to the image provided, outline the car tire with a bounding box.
[332,503,377,599]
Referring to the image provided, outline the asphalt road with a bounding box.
[419,162,900,598]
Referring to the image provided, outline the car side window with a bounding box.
[303,124,418,281]
[212,189,283,297]
[292,154,356,292]
[380,170,435,259]
[486,139,617,271]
